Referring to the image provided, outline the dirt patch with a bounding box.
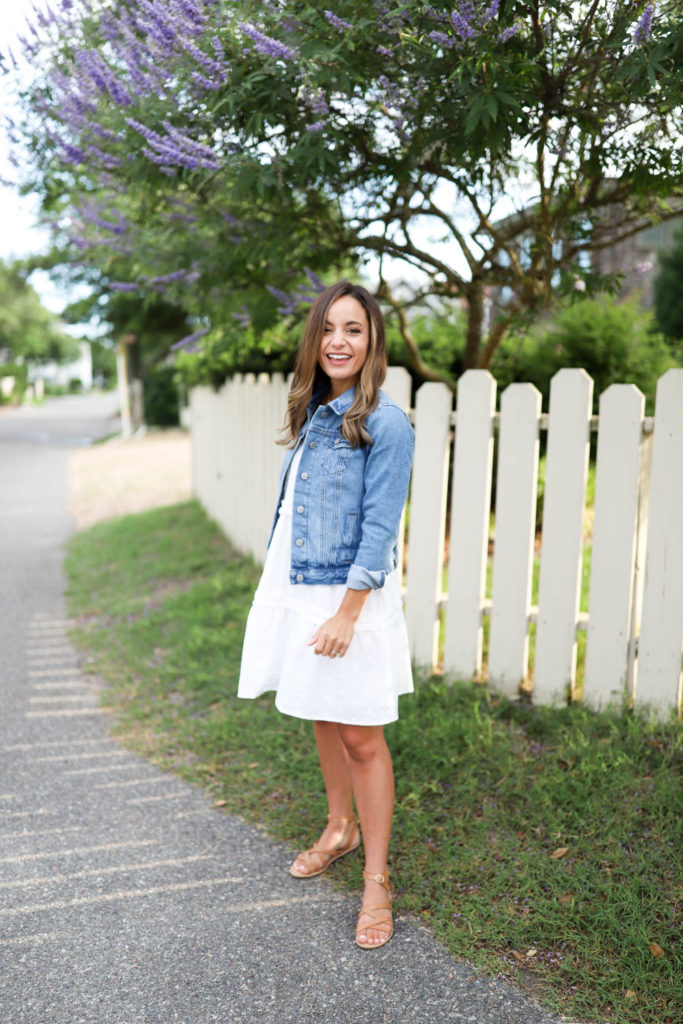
[68,429,192,530]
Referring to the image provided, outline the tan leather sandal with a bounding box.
[355,870,393,949]
[289,816,360,879]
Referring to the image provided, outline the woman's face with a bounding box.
[318,294,370,399]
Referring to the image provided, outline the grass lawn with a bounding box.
[65,500,681,1024]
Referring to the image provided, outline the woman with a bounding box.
[238,280,414,949]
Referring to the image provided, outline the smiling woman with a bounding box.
[319,295,370,398]
[237,279,415,951]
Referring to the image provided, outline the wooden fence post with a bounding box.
[405,382,452,669]
[584,385,644,709]
[488,383,541,697]
[534,369,593,706]
[444,371,496,680]
[383,367,413,585]
[637,369,683,719]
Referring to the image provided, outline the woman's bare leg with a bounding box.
[338,723,394,946]
[290,720,356,875]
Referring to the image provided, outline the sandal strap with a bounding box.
[327,815,357,824]
[363,869,391,891]
[357,905,393,924]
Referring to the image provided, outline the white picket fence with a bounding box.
[189,367,683,721]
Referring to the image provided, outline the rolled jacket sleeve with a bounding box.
[346,405,415,590]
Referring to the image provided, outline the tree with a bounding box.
[653,226,683,350]
[6,0,683,387]
[0,259,80,364]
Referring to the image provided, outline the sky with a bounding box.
[0,0,76,316]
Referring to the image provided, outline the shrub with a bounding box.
[143,364,180,427]
[493,295,676,412]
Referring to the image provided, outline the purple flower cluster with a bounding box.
[324,10,353,33]
[239,23,298,61]
[127,118,221,172]
[633,4,654,44]
[452,2,478,41]
[267,268,326,316]
[232,306,251,328]
[426,0,512,49]
[171,327,210,351]
[303,87,329,132]
[499,24,521,42]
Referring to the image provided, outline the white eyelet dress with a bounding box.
[237,444,414,725]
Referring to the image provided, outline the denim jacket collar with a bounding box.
[305,384,355,426]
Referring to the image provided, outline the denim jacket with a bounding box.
[268,385,415,590]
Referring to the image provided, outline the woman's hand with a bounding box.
[308,587,371,658]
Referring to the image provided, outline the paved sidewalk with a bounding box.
[0,399,568,1024]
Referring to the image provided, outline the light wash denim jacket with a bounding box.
[268,385,415,590]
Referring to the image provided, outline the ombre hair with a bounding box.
[280,280,387,448]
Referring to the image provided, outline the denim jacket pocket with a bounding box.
[323,434,352,476]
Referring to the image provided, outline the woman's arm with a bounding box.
[308,587,371,658]
[346,404,415,591]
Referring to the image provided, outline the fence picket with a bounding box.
[534,369,593,705]
[584,385,645,709]
[382,367,413,583]
[637,369,683,718]
[488,384,541,697]
[443,371,496,680]
[405,382,452,668]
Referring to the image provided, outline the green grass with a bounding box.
[65,501,682,1024]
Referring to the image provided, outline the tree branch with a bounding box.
[378,278,457,393]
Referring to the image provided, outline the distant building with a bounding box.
[29,341,93,390]
[490,197,683,312]
[591,216,682,307]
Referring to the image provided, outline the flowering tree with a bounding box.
[6,0,683,383]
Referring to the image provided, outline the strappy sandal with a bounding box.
[289,815,360,879]
[356,870,393,950]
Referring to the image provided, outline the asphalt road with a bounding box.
[0,395,569,1024]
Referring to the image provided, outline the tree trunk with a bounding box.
[463,281,484,370]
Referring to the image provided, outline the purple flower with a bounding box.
[232,306,251,328]
[171,328,209,351]
[452,2,477,41]
[239,23,298,60]
[324,10,353,33]
[429,30,456,49]
[499,24,521,42]
[633,4,654,44]
[111,282,139,292]
[483,0,500,22]
[303,267,326,293]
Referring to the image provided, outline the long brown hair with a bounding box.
[280,280,387,448]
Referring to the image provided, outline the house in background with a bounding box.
[591,216,682,307]
[28,340,93,391]
[488,195,683,318]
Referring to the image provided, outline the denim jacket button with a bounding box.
[301,471,309,480]
[296,573,304,582]
[295,538,304,547]
[296,505,304,514]
[309,441,317,449]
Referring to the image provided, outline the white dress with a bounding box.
[238,445,414,725]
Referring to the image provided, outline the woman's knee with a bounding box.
[338,724,385,764]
